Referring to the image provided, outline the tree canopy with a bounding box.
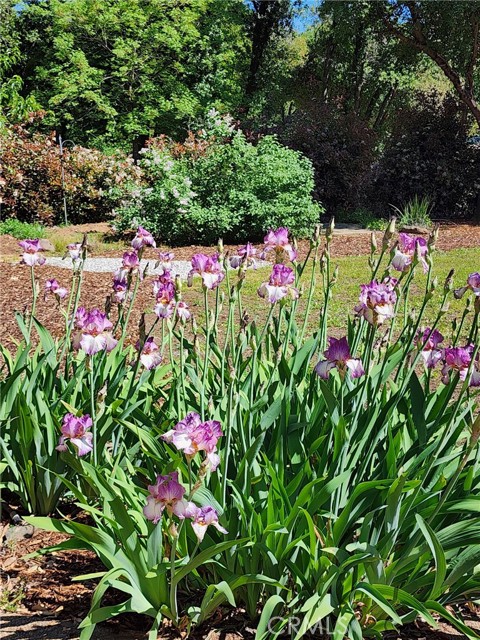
[3,0,479,144]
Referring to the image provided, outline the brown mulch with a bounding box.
[0,262,199,352]
[1,222,479,263]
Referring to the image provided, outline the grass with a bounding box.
[0,582,25,613]
[218,247,479,340]
[46,230,125,256]
[0,219,46,239]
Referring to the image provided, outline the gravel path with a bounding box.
[46,257,196,279]
[45,257,269,278]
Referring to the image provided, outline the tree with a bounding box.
[0,1,41,123]
[374,1,480,127]
[299,1,420,131]
[244,0,295,100]
[12,0,250,146]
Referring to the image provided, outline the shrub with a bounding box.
[0,117,141,225]
[370,94,480,219]
[278,101,377,216]
[115,113,322,244]
[337,207,386,230]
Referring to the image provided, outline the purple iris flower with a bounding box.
[261,227,297,263]
[355,278,397,326]
[112,269,128,303]
[56,413,93,456]
[188,253,225,290]
[454,272,480,299]
[230,243,257,269]
[258,264,299,303]
[72,307,117,355]
[176,301,191,322]
[19,239,45,266]
[391,233,428,273]
[156,251,174,271]
[315,337,364,380]
[45,278,68,300]
[416,327,444,369]
[67,243,82,264]
[190,505,228,542]
[162,412,223,471]
[136,337,162,370]
[131,226,156,250]
[122,251,140,270]
[441,345,476,385]
[143,471,196,524]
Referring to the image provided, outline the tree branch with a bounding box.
[378,3,480,126]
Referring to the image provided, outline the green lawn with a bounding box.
[197,247,480,339]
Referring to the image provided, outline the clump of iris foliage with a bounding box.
[1,221,479,640]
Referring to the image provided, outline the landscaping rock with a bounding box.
[4,524,35,544]
[399,225,431,234]
[40,239,55,251]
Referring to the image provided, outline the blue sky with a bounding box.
[293,0,320,32]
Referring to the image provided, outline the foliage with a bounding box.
[1,221,480,637]
[28,462,252,640]
[115,114,322,243]
[0,219,46,239]
[11,0,250,146]
[372,1,480,127]
[0,119,141,225]
[279,101,377,215]
[370,95,480,219]
[301,0,419,133]
[393,195,433,229]
[337,208,385,230]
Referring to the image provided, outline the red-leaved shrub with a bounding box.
[0,116,141,225]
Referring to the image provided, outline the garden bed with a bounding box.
[0,226,480,640]
[1,520,479,639]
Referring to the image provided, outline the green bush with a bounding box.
[115,115,322,244]
[0,219,46,239]
[337,208,386,230]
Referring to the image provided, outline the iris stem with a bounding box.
[89,359,97,466]
[119,274,140,346]
[201,288,210,421]
[169,534,178,622]
[27,266,37,343]
[222,382,234,506]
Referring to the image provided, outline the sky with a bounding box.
[293,0,321,32]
